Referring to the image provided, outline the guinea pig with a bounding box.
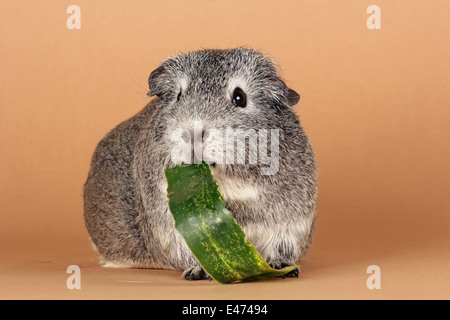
[83,47,317,280]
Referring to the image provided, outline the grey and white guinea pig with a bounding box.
[83,47,317,280]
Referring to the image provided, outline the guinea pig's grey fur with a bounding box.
[83,47,317,280]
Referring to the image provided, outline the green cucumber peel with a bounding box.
[165,162,298,284]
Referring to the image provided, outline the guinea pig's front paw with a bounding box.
[269,262,299,279]
[182,266,212,281]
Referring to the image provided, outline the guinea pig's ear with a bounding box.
[286,88,300,107]
[147,65,173,100]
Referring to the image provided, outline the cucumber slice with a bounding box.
[165,162,298,284]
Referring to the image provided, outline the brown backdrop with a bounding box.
[1,0,449,299]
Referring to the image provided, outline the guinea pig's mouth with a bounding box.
[199,160,217,169]
[173,161,216,168]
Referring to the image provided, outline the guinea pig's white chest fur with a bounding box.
[215,176,259,202]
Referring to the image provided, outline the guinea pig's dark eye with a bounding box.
[177,90,182,101]
[232,87,246,108]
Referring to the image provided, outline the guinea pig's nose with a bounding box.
[194,130,208,143]
[181,130,190,143]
